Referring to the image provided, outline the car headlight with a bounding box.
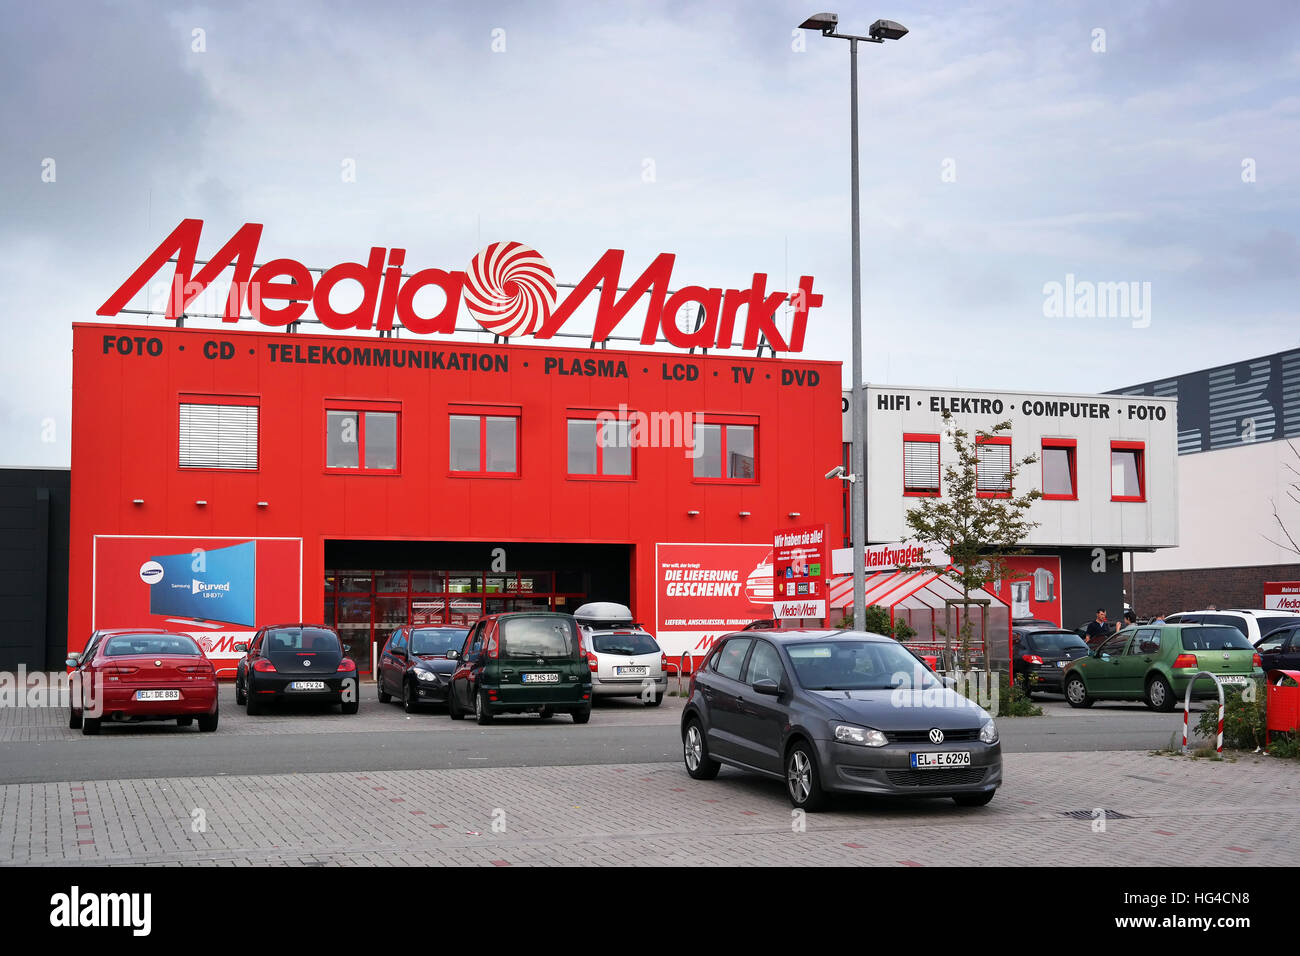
[833,723,888,747]
[416,670,437,682]
[980,719,998,744]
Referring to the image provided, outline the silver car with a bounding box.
[575,602,667,706]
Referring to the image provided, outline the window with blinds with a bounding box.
[179,402,259,470]
[976,439,1012,494]
[903,437,940,495]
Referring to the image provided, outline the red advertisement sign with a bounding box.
[91,536,302,667]
[988,555,1063,626]
[655,543,773,659]
[1264,582,1300,611]
[773,524,829,620]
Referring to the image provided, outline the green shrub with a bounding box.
[994,671,1042,718]
[1268,733,1300,759]
[1195,681,1266,750]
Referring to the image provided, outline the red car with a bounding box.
[68,630,219,735]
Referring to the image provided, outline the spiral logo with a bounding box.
[464,241,558,338]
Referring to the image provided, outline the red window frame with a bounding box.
[975,434,1012,499]
[565,408,636,481]
[1110,440,1146,502]
[692,414,758,484]
[902,432,941,497]
[448,404,521,478]
[324,400,402,475]
[1040,438,1077,501]
[177,392,261,474]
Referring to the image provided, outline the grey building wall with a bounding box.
[0,468,70,670]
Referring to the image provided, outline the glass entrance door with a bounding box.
[336,594,375,676]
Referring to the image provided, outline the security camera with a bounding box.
[825,465,845,480]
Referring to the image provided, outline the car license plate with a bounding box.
[911,751,972,769]
[615,666,649,676]
[135,689,180,701]
[289,681,326,691]
[1217,676,1249,686]
[522,673,560,683]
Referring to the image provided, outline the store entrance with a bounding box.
[323,540,632,677]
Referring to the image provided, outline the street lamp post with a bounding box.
[800,13,907,630]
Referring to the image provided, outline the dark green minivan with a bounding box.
[446,612,593,724]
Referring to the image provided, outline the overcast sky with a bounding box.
[3,0,1298,466]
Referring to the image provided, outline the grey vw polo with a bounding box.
[680,629,1002,811]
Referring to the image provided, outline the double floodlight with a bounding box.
[799,12,908,43]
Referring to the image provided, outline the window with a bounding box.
[567,412,633,478]
[179,397,258,470]
[714,638,752,680]
[975,435,1012,497]
[903,433,940,496]
[743,640,785,685]
[325,405,399,472]
[449,406,520,476]
[1041,438,1077,500]
[1097,633,1129,657]
[1110,441,1145,501]
[1130,628,1161,655]
[693,417,757,481]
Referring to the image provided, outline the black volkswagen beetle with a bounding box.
[681,629,1002,811]
[377,625,468,712]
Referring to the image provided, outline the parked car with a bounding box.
[377,625,468,712]
[447,612,592,724]
[234,624,359,715]
[574,602,667,705]
[68,630,219,734]
[1164,609,1300,646]
[680,629,1001,811]
[1255,625,1300,673]
[1011,627,1091,696]
[1062,623,1263,712]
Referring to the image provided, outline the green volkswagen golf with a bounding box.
[1062,624,1263,712]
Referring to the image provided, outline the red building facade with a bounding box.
[69,322,842,675]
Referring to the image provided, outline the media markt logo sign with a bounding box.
[97,220,824,352]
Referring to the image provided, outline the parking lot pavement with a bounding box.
[1,747,1294,867]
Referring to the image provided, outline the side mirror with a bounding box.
[447,649,460,661]
[752,678,780,697]
[233,643,248,653]
[65,656,80,668]
[343,644,352,653]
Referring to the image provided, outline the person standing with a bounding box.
[1085,608,1110,646]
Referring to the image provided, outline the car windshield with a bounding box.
[1026,631,1089,653]
[1257,616,1298,637]
[787,640,940,691]
[410,628,467,656]
[591,632,660,655]
[500,617,576,659]
[1180,626,1253,651]
[266,627,340,654]
[103,634,201,657]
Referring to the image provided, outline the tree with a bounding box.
[904,413,1042,670]
[1265,441,1300,556]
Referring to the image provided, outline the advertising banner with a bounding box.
[988,555,1063,625]
[773,524,829,620]
[1264,582,1300,611]
[92,536,302,666]
[654,543,772,659]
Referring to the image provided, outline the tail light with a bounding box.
[252,658,277,673]
[179,664,210,674]
[337,657,357,673]
[104,665,138,676]
[1021,654,1044,665]
[1253,653,1262,668]
[587,652,598,673]
[1173,654,1198,669]
[660,653,668,672]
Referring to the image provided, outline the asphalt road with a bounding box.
[0,688,1209,785]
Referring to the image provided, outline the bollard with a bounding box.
[1181,670,1225,755]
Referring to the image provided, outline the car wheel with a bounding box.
[246,679,263,716]
[571,704,592,724]
[378,679,391,704]
[538,707,554,720]
[785,740,828,811]
[235,675,247,706]
[69,707,82,730]
[176,716,194,727]
[197,710,219,732]
[82,716,101,736]
[1064,675,1093,709]
[646,691,663,707]
[682,719,720,780]
[341,689,360,716]
[953,790,995,807]
[448,688,465,720]
[475,688,493,725]
[402,680,418,714]
[1146,674,1175,713]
